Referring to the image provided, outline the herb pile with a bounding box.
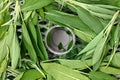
[0,0,120,80]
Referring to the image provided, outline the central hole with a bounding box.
[52,29,70,47]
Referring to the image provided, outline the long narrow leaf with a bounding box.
[22,0,54,11]
[10,26,20,69]
[36,25,48,60]
[68,4,104,34]
[41,63,90,80]
[22,23,37,63]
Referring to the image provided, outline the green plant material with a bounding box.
[100,66,120,74]
[0,1,12,14]
[28,20,45,60]
[68,4,104,34]
[23,59,45,78]
[14,72,24,80]
[39,8,45,19]
[0,35,7,63]
[95,4,120,10]
[41,62,90,80]
[31,11,38,25]
[44,4,59,12]
[78,0,120,7]
[22,0,54,11]
[93,12,119,64]
[36,25,48,60]
[28,20,37,45]
[20,69,44,80]
[92,45,107,70]
[45,10,93,32]
[22,22,37,63]
[0,0,120,79]
[23,11,32,20]
[77,11,119,55]
[73,28,93,42]
[45,10,96,42]
[54,0,71,4]
[67,40,73,50]
[64,0,119,19]
[106,52,120,68]
[81,49,94,60]
[9,25,20,69]
[111,53,120,68]
[2,13,11,27]
[47,74,56,80]
[76,30,103,58]
[77,7,104,33]
[0,26,8,39]
[85,5,115,15]
[14,1,21,22]
[57,59,92,70]
[58,42,64,50]
[0,54,9,77]
[106,23,120,67]
[1,72,6,80]
[89,71,117,80]
[0,13,4,26]
[76,11,119,69]
[0,1,3,10]
[20,41,27,59]
[92,37,106,65]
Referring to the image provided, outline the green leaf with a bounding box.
[106,24,120,67]
[38,8,45,19]
[28,20,37,45]
[73,28,94,42]
[70,5,104,34]
[100,66,120,74]
[111,53,120,68]
[106,52,120,68]
[22,0,54,11]
[86,5,115,15]
[58,59,92,70]
[58,42,64,50]
[89,71,117,80]
[92,37,105,65]
[27,20,45,60]
[20,69,44,80]
[0,54,9,76]
[47,74,56,80]
[36,25,48,60]
[6,24,14,46]
[14,73,24,80]
[67,40,73,50]
[41,63,90,80]
[68,0,120,19]
[46,10,95,34]
[45,10,96,42]
[77,32,103,56]
[77,11,119,62]
[22,23,37,63]
[23,11,32,20]
[31,11,38,25]
[0,26,8,39]
[0,35,7,64]
[9,25,20,69]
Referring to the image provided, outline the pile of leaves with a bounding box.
[0,0,120,80]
